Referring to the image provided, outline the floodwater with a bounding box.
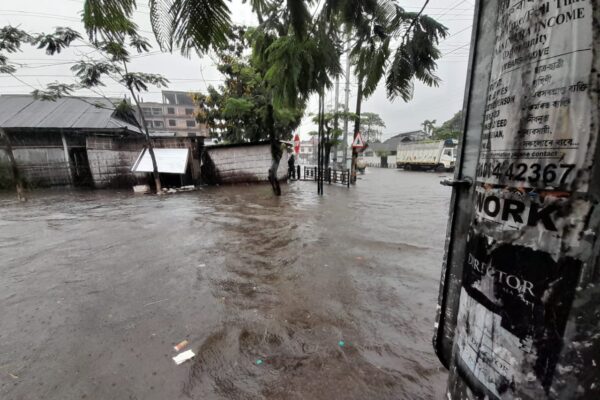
[0,168,453,400]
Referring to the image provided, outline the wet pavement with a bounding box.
[0,167,453,400]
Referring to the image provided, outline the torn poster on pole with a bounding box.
[131,148,190,174]
[452,0,597,398]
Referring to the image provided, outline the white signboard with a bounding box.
[475,0,593,190]
[132,148,190,174]
[454,1,595,398]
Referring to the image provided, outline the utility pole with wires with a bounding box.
[341,35,351,169]
[332,76,340,164]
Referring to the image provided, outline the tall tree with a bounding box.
[34,35,169,193]
[312,110,357,168]
[248,3,342,195]
[421,119,436,136]
[360,112,386,143]
[194,26,304,145]
[348,1,448,181]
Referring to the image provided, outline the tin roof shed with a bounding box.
[0,95,142,134]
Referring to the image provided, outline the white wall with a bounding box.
[206,144,287,183]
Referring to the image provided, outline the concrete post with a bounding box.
[436,1,600,399]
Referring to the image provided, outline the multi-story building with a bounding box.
[297,137,318,164]
[139,91,208,137]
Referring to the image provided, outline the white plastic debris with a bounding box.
[173,350,195,365]
[132,185,150,194]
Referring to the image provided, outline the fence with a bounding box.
[290,165,350,187]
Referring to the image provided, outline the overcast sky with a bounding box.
[1,0,474,140]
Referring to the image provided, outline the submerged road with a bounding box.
[0,168,453,400]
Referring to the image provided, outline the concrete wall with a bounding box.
[361,155,397,168]
[86,136,144,188]
[203,143,287,184]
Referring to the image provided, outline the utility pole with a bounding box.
[341,34,351,169]
[332,76,340,164]
[435,1,600,399]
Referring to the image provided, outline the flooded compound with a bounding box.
[0,168,453,400]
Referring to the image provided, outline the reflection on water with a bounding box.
[0,168,452,400]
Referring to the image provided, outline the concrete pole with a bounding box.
[332,76,340,164]
[341,34,351,169]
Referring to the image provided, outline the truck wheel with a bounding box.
[435,164,445,172]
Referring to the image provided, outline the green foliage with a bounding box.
[194,29,304,144]
[82,0,138,42]
[421,119,436,136]
[32,28,82,55]
[148,0,231,56]
[121,72,169,92]
[32,83,77,100]
[360,112,385,142]
[349,2,448,102]
[431,110,463,140]
[0,26,81,74]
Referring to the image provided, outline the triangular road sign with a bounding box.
[352,132,365,148]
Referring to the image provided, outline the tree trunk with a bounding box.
[325,142,332,169]
[266,103,281,196]
[0,128,26,201]
[129,90,162,193]
[351,80,363,184]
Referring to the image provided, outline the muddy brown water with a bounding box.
[0,168,453,400]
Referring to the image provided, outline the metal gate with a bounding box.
[435,1,600,399]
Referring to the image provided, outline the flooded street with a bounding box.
[0,168,452,400]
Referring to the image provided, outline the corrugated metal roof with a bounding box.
[0,95,142,133]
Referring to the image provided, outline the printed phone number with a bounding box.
[476,162,575,186]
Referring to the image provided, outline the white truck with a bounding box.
[396,139,457,171]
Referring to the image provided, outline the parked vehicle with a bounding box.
[396,139,456,171]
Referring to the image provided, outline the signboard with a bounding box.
[131,148,190,174]
[352,132,365,148]
[451,1,597,398]
[293,133,300,154]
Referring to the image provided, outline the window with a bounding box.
[186,120,195,127]
[154,121,164,128]
[152,108,161,115]
[142,107,151,116]
[185,108,194,115]
[168,119,176,127]
[167,107,175,115]
[444,149,452,156]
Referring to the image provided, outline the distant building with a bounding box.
[297,137,318,164]
[139,91,208,137]
[362,129,428,167]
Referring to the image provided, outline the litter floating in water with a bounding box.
[255,359,263,365]
[172,350,195,365]
[174,340,188,352]
[338,341,345,347]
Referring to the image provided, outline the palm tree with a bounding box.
[422,119,437,136]
[347,1,447,181]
